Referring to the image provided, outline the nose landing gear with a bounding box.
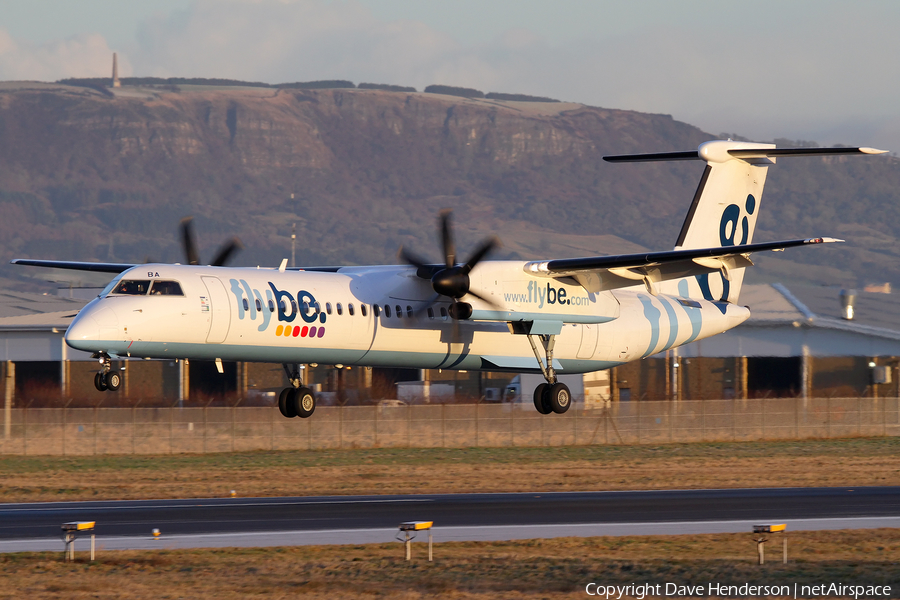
[92,353,122,392]
[278,364,316,419]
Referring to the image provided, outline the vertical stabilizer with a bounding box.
[602,141,885,304]
[670,140,774,302]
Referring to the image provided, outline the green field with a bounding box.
[1,437,898,502]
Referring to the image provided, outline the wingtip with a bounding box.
[860,147,889,155]
[814,237,845,243]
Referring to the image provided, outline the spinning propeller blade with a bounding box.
[399,210,500,318]
[179,216,242,267]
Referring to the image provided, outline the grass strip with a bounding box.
[1,529,897,599]
[0,437,898,502]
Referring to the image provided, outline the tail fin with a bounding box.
[605,141,886,303]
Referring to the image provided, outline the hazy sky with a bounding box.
[1,0,899,151]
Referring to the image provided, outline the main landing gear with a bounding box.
[278,364,316,419]
[92,353,122,392]
[527,334,571,415]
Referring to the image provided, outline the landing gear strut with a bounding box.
[92,353,122,392]
[526,334,571,415]
[279,364,316,419]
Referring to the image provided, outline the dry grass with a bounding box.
[0,437,898,503]
[0,529,897,599]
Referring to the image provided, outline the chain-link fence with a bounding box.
[1,397,898,455]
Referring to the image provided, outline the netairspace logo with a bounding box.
[584,582,892,598]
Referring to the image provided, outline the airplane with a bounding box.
[11,140,886,418]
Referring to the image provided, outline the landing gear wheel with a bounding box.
[278,388,297,418]
[105,371,122,392]
[292,386,316,419]
[533,383,551,415]
[94,372,108,392]
[548,382,571,414]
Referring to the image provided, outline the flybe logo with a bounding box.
[228,279,326,339]
[719,194,756,247]
[503,281,592,308]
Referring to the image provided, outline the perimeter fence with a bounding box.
[1,397,898,456]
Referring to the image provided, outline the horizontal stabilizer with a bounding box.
[604,146,887,163]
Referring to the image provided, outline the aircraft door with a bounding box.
[201,276,231,343]
[577,324,598,359]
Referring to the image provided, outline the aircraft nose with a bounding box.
[65,313,100,350]
[65,306,118,352]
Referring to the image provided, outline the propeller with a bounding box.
[180,217,244,267]
[400,210,500,320]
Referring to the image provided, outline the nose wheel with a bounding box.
[92,353,122,392]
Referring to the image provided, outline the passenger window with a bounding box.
[279,300,286,312]
[396,305,402,318]
[242,298,249,311]
[373,305,380,317]
[407,306,413,318]
[112,280,151,295]
[336,303,342,315]
[384,305,392,318]
[149,281,184,296]
[326,303,333,315]
[427,308,434,319]
[268,300,275,312]
[315,302,321,314]
[440,307,448,319]
[255,298,262,312]
[361,304,367,317]
[348,303,355,316]
[291,300,298,313]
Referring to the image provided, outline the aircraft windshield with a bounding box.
[150,281,184,296]
[99,273,126,298]
[111,280,151,295]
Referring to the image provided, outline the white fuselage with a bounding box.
[65,262,749,374]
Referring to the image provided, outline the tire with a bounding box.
[105,371,122,392]
[94,372,108,392]
[548,382,571,414]
[292,386,316,419]
[533,383,551,414]
[279,388,297,418]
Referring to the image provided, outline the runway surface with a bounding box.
[2,486,898,552]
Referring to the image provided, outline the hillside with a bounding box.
[0,82,898,291]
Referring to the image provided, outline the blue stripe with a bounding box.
[677,279,703,343]
[638,294,661,357]
[660,296,679,350]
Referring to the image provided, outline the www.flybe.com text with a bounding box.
[504,281,591,308]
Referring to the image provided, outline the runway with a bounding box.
[1,486,898,553]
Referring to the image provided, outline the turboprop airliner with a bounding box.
[12,140,886,418]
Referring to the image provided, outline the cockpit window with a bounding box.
[150,281,184,296]
[99,273,126,298]
[111,280,151,295]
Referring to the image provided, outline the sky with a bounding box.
[1,0,899,151]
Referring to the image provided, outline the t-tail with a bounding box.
[604,140,887,304]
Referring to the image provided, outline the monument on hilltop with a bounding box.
[111,53,121,88]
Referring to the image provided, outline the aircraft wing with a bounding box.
[524,237,842,293]
[9,259,138,273]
